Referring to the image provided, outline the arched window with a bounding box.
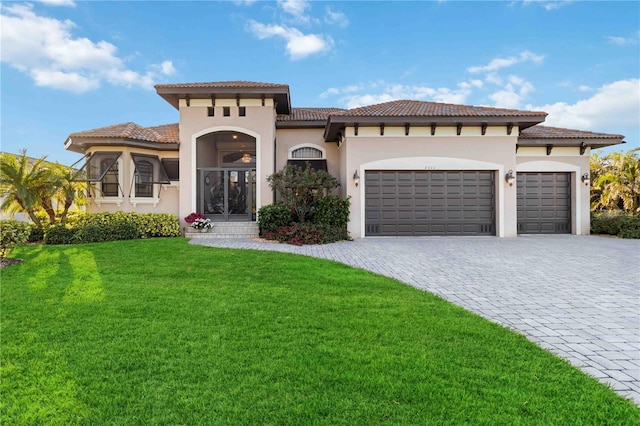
[287,144,327,171]
[291,146,323,159]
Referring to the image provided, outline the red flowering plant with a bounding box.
[184,212,213,230]
[184,212,205,224]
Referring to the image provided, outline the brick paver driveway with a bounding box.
[191,235,640,405]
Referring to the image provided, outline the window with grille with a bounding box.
[101,158,119,197]
[131,154,170,198]
[135,160,154,197]
[291,146,323,159]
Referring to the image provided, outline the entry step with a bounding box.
[186,222,259,239]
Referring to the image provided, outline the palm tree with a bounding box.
[0,150,54,227]
[591,148,640,213]
[52,163,87,224]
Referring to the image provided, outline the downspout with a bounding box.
[273,136,277,204]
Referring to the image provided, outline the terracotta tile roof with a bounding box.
[69,122,178,144]
[519,125,624,139]
[335,100,547,118]
[154,81,289,90]
[277,107,346,122]
[147,123,180,143]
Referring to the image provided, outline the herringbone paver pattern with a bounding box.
[191,235,640,405]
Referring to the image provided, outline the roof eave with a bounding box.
[155,86,291,114]
[323,115,547,142]
[276,120,327,129]
[517,137,625,149]
[65,136,180,153]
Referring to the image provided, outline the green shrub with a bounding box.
[0,220,30,257]
[27,224,45,243]
[75,221,137,243]
[135,213,180,238]
[75,212,180,239]
[591,211,640,239]
[258,204,293,234]
[267,164,340,222]
[312,196,350,229]
[44,224,78,245]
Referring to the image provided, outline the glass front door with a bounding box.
[200,168,256,221]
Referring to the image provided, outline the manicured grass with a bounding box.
[2,239,639,425]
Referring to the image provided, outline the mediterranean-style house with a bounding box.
[64,81,624,238]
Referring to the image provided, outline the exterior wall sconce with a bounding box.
[581,173,590,186]
[353,169,360,187]
[505,170,515,186]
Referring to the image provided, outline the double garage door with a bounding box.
[365,170,495,236]
[364,170,571,236]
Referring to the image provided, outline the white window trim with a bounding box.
[160,157,180,188]
[93,156,124,207]
[287,143,326,160]
[130,158,160,207]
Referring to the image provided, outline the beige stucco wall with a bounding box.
[275,128,341,179]
[84,146,180,216]
[517,146,591,235]
[178,98,277,225]
[342,125,519,238]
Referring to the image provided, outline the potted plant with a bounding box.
[184,212,213,233]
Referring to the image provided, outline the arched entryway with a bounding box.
[196,131,256,221]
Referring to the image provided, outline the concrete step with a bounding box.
[186,222,259,239]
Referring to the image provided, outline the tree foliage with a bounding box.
[0,150,87,226]
[590,148,640,213]
[266,164,339,222]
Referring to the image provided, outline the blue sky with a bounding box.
[1,0,638,165]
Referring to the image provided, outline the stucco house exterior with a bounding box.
[64,81,624,238]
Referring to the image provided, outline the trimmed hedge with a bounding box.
[258,204,294,234]
[258,197,351,245]
[75,212,180,239]
[312,196,350,229]
[0,220,30,257]
[44,224,79,245]
[591,211,640,239]
[43,212,181,245]
[27,224,45,243]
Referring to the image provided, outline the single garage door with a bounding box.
[517,172,571,234]
[365,170,495,236]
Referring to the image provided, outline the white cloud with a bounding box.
[487,75,535,109]
[521,1,574,10]
[277,0,312,24]
[321,80,480,109]
[468,50,544,73]
[30,69,98,93]
[345,94,397,109]
[36,0,76,7]
[154,60,177,76]
[607,34,639,46]
[325,7,348,28]
[0,4,176,93]
[248,20,332,60]
[527,79,640,130]
[278,0,309,17]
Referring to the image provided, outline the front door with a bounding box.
[200,168,256,221]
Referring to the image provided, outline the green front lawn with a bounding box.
[2,239,638,424]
